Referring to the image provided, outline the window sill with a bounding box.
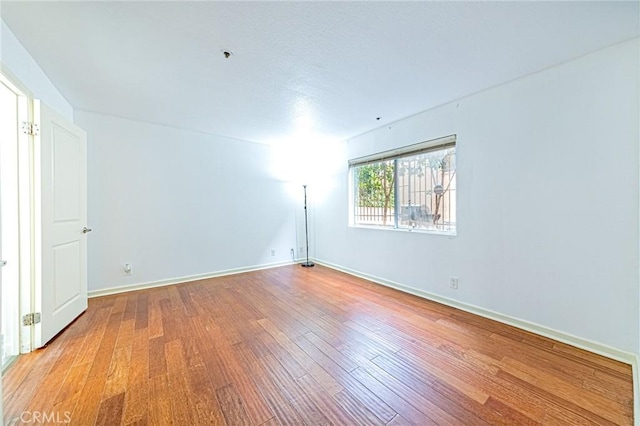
[349,224,457,237]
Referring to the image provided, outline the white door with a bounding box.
[34,101,88,347]
[0,155,5,426]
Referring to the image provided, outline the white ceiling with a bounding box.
[2,1,638,144]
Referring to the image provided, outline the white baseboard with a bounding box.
[87,259,299,298]
[87,256,639,423]
[634,354,640,426]
[315,257,640,423]
[313,258,637,366]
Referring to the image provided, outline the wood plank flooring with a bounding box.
[3,265,634,425]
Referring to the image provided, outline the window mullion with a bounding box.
[394,158,399,229]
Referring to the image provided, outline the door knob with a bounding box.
[0,260,6,267]
[82,227,92,234]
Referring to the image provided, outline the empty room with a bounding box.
[0,1,638,425]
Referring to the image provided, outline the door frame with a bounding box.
[0,64,37,355]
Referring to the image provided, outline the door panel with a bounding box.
[53,241,81,310]
[52,126,81,221]
[36,101,88,346]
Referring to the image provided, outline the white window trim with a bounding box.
[348,134,456,167]
[348,134,457,235]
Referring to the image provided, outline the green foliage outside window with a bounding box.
[355,161,395,225]
[355,162,395,207]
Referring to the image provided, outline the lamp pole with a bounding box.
[301,185,314,267]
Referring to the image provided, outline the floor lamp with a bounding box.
[301,185,314,267]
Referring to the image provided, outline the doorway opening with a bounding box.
[0,71,32,369]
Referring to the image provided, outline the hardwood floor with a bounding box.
[3,265,634,425]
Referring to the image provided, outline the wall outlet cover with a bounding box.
[450,277,458,289]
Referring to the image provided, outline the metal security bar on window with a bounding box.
[396,148,456,232]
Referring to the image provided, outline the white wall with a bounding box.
[315,39,640,355]
[2,17,300,294]
[3,9,638,355]
[75,111,299,293]
[0,19,72,120]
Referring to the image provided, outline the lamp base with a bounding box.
[300,261,315,268]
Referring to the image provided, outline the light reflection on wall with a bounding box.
[268,133,345,205]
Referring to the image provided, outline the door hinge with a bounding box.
[21,121,40,136]
[22,312,41,326]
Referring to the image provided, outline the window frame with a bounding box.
[348,134,457,235]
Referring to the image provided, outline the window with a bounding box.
[350,135,456,234]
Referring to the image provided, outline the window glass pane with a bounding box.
[349,136,456,234]
[353,160,395,227]
[396,148,456,232]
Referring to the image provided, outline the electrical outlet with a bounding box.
[450,276,458,289]
[300,246,305,253]
[270,249,276,256]
[124,263,132,276]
